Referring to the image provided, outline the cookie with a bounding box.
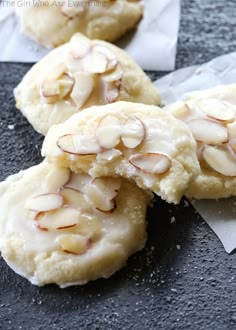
[0,160,150,287]
[14,33,160,135]
[42,101,200,204]
[166,84,236,199]
[15,0,143,47]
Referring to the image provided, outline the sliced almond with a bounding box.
[92,45,118,72]
[60,187,90,211]
[82,51,109,74]
[196,99,235,122]
[121,117,145,149]
[104,84,120,103]
[69,34,91,59]
[90,177,121,200]
[85,190,115,213]
[85,177,121,213]
[41,79,60,101]
[59,74,75,98]
[25,193,63,212]
[129,153,172,174]
[77,214,101,241]
[102,65,122,104]
[102,64,123,83]
[96,114,122,149]
[57,134,102,155]
[228,121,236,153]
[97,149,122,162]
[65,173,93,193]
[41,73,74,104]
[187,119,228,144]
[35,207,80,231]
[70,72,94,108]
[168,103,192,122]
[202,145,236,176]
[59,235,90,255]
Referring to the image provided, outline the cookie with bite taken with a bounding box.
[42,101,200,204]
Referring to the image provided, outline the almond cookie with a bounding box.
[166,84,236,199]
[15,0,143,47]
[42,101,200,204]
[0,160,150,287]
[14,33,160,135]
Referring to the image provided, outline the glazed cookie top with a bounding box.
[15,0,143,47]
[166,84,236,199]
[42,101,200,204]
[0,161,149,287]
[14,33,160,135]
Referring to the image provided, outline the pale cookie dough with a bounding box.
[15,0,143,47]
[14,33,160,135]
[0,161,150,287]
[166,84,236,199]
[42,101,200,204]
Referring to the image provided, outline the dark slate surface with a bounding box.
[0,1,236,329]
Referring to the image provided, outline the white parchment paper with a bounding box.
[154,52,236,253]
[0,0,180,70]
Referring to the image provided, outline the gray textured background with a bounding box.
[0,1,236,329]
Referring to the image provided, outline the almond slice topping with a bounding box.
[121,117,145,149]
[35,207,80,231]
[60,187,90,211]
[104,84,120,103]
[70,72,94,108]
[59,235,90,255]
[57,134,102,155]
[195,99,235,122]
[202,145,236,176]
[82,51,109,74]
[85,177,121,213]
[92,177,121,200]
[69,34,91,59]
[92,45,118,72]
[25,193,63,212]
[129,153,172,174]
[228,121,236,153]
[96,114,122,149]
[41,73,74,104]
[187,119,228,144]
[170,103,191,120]
[77,214,101,241]
[97,149,122,162]
[102,65,123,103]
[65,173,92,193]
[102,64,123,83]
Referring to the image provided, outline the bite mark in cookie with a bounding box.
[42,102,199,204]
